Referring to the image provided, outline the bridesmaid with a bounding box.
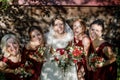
[0,34,32,80]
[88,19,117,80]
[23,26,45,80]
[72,19,91,80]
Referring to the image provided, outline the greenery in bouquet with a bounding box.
[18,68,32,79]
[52,48,73,73]
[32,46,46,62]
[89,53,105,71]
[58,53,73,72]
[52,46,85,73]
[66,46,85,63]
[38,46,46,56]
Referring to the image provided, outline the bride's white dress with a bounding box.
[40,26,78,80]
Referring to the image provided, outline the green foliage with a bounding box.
[116,47,120,80]
[0,0,11,10]
[0,72,6,80]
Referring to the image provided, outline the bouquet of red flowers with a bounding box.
[89,53,105,70]
[51,48,72,73]
[66,46,85,63]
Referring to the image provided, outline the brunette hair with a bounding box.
[90,19,104,31]
[28,26,43,39]
[51,15,65,26]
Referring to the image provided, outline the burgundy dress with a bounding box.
[0,53,28,80]
[23,47,43,80]
[89,42,117,80]
[74,38,87,79]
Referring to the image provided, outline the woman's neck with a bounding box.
[76,33,85,40]
[54,32,66,39]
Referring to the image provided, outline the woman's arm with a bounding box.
[0,61,14,73]
[0,61,22,74]
[82,37,91,71]
[102,46,116,67]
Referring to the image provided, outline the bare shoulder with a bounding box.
[82,35,90,46]
[82,35,90,43]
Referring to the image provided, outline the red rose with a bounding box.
[57,49,65,55]
[72,48,82,57]
[73,59,78,63]
[3,57,8,62]
[31,70,35,74]
[20,64,24,67]
[91,58,96,62]
[98,57,103,61]
[54,57,59,61]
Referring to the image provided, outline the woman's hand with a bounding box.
[95,62,104,68]
[14,67,24,74]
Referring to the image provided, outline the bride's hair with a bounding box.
[51,15,65,27]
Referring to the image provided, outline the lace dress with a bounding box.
[40,31,78,80]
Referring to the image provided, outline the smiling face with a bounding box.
[30,29,43,46]
[6,38,19,56]
[89,24,103,40]
[53,19,65,34]
[73,20,84,36]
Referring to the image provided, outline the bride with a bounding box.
[40,15,78,80]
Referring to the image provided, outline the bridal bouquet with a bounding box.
[53,45,85,72]
[89,53,105,70]
[52,48,72,72]
[66,46,85,63]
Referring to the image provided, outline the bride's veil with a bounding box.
[45,22,74,46]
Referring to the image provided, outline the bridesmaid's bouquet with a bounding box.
[37,46,46,56]
[14,62,34,79]
[32,46,46,62]
[89,53,105,70]
[66,46,85,63]
[18,67,33,79]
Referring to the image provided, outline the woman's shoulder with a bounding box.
[97,39,112,52]
[82,34,90,42]
[99,40,111,47]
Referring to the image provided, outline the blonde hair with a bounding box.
[0,34,19,55]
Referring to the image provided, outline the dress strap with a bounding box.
[97,42,111,52]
